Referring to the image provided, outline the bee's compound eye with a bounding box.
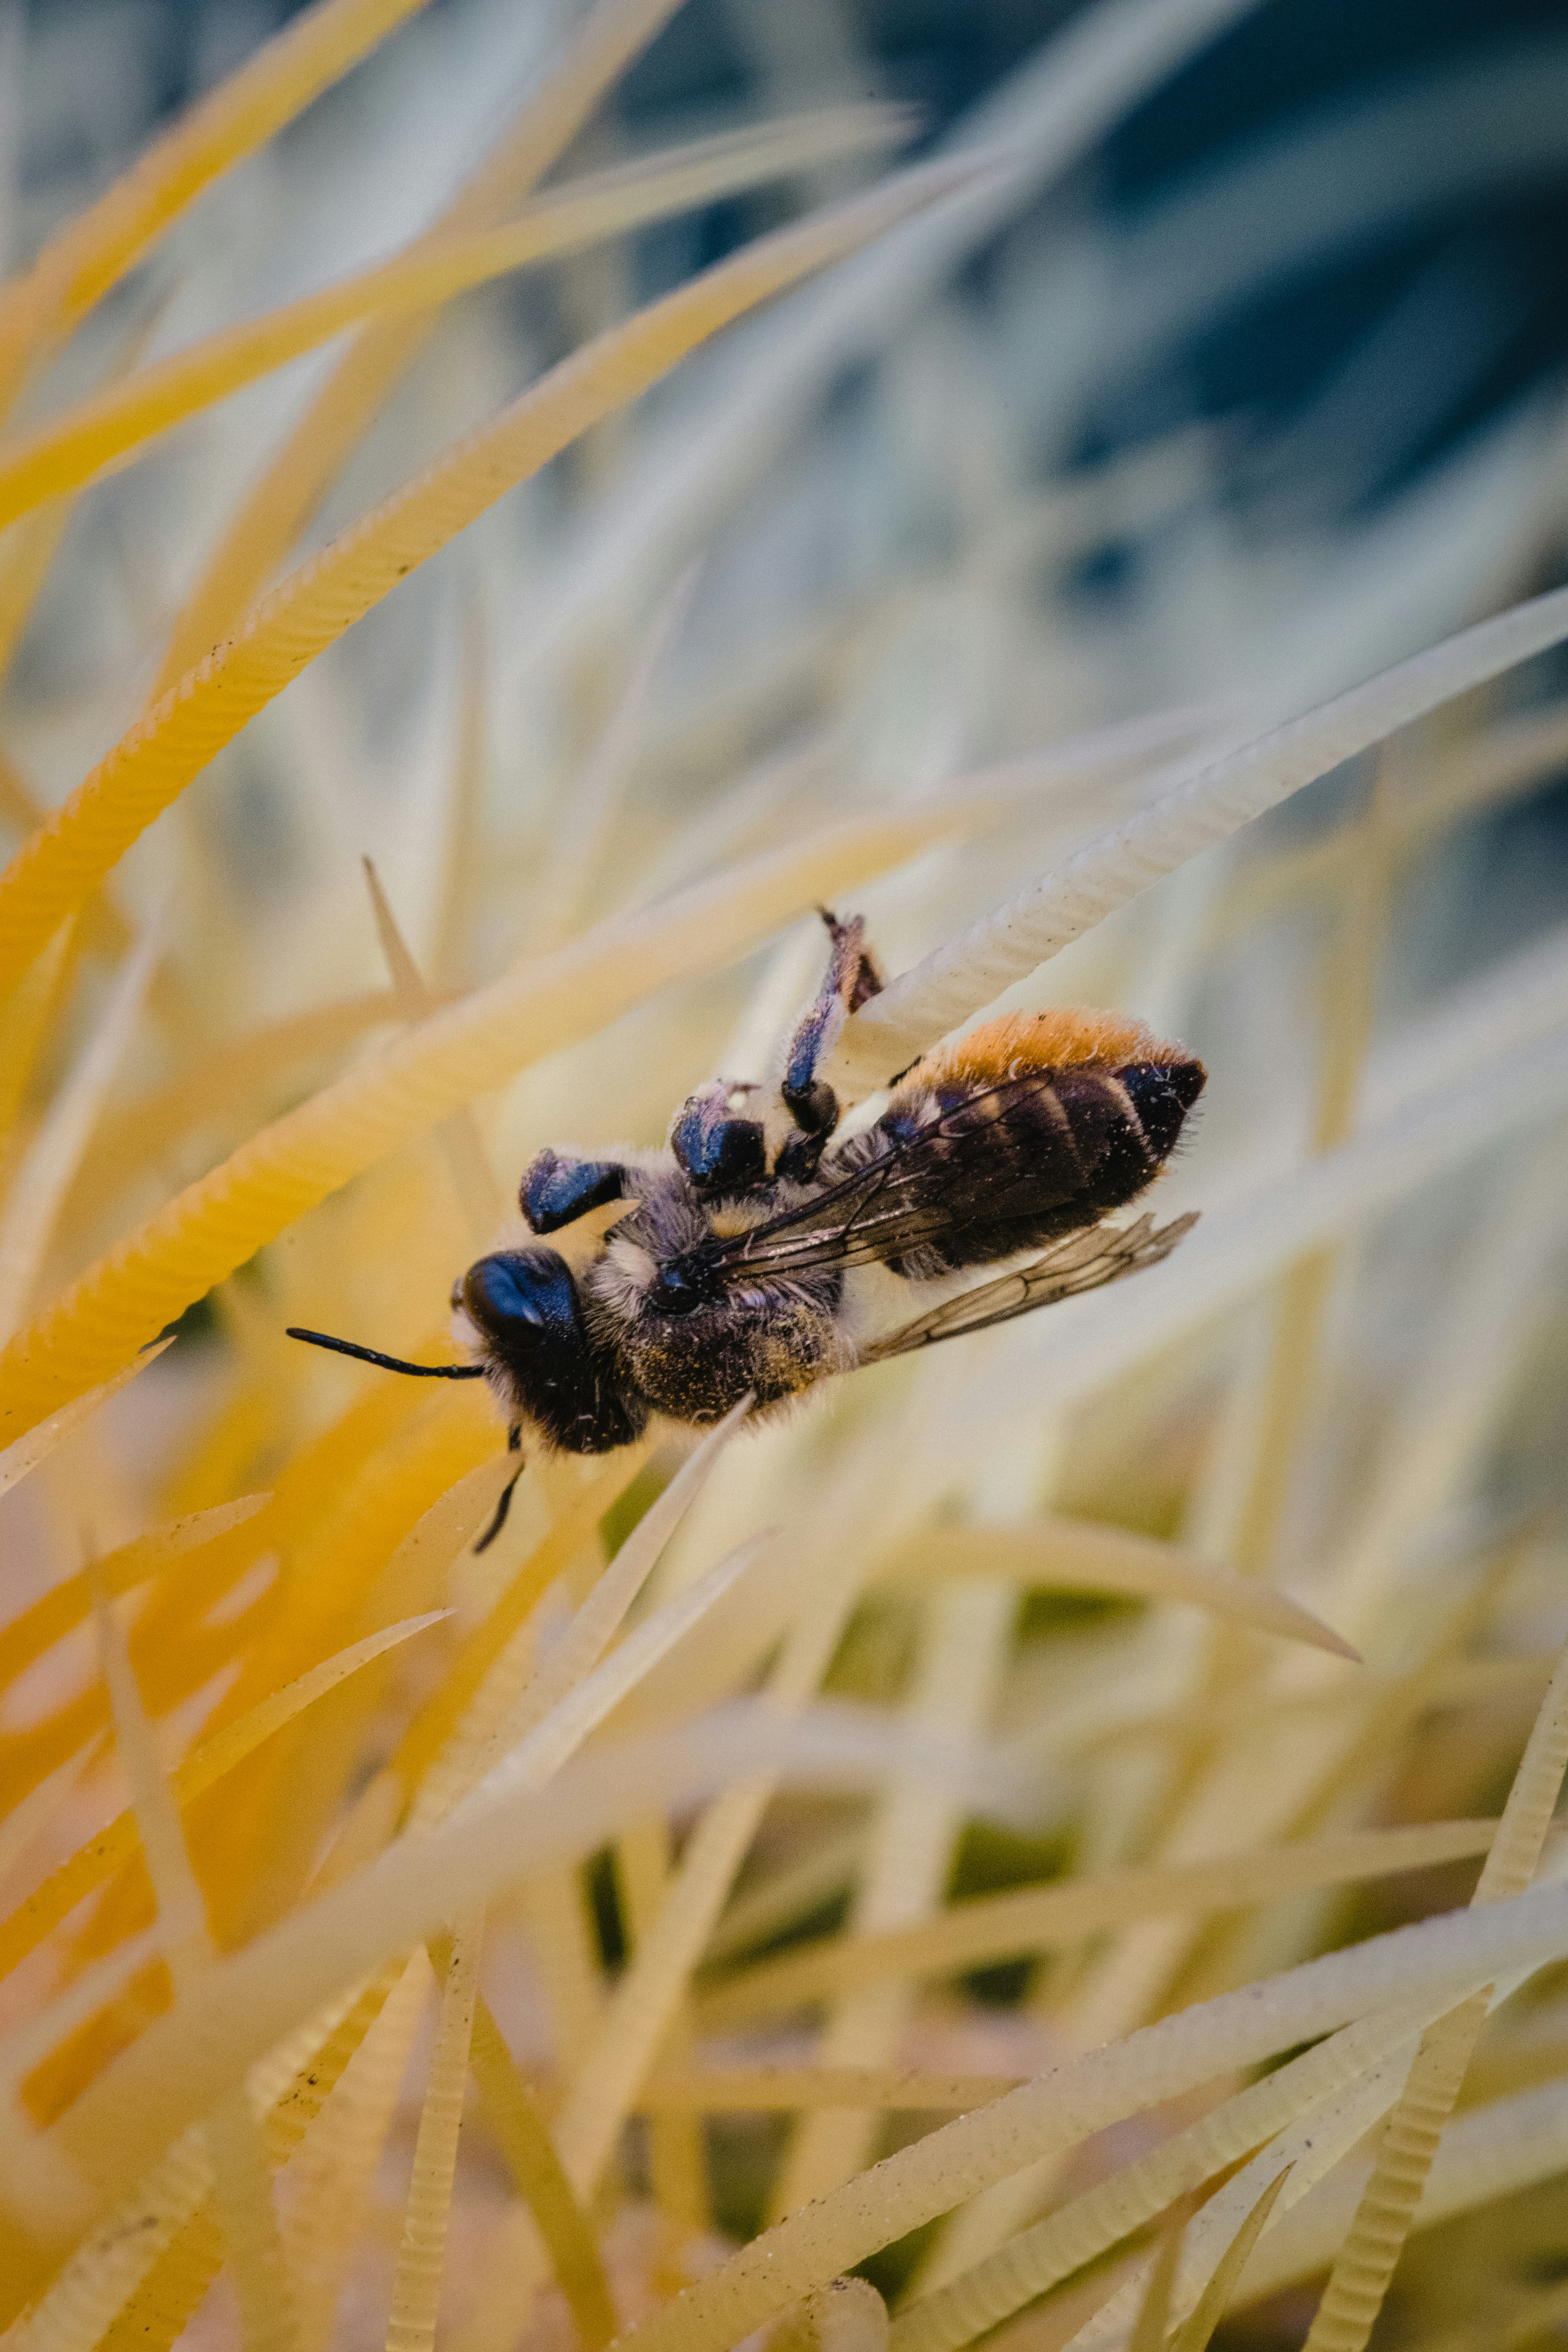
[462,1248,579,1342]
[671,1101,766,1193]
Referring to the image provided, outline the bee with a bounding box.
[289,913,1204,1545]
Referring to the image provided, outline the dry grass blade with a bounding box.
[828,584,1568,1092]
[695,1820,1498,2029]
[1297,1626,1568,2352]
[0,0,431,415]
[1167,2168,1290,2352]
[886,2007,1439,2352]
[27,1707,1016,2233]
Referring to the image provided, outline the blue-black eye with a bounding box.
[463,1248,579,1340]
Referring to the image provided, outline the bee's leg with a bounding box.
[474,1428,524,1554]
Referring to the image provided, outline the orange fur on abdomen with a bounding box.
[903,1008,1189,1091]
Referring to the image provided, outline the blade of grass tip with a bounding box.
[530,561,701,951]
[384,1915,482,2352]
[0,1340,171,1497]
[0,800,980,1449]
[360,858,502,1247]
[146,0,706,695]
[0,156,985,1010]
[0,0,433,419]
[90,1577,297,2352]
[826,584,1568,1095]
[886,1522,1358,1661]
[0,915,163,1341]
[1298,1623,1568,2352]
[1165,2170,1291,2352]
[0,1613,448,1984]
[771,2279,889,2352]
[0,106,915,530]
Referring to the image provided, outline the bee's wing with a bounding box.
[704,1117,1003,1280]
[856,1212,1199,1363]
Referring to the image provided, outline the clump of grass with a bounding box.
[1,4,1568,2350]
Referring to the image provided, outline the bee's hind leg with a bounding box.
[474,1427,524,1554]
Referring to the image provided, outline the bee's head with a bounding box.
[455,1247,647,1453]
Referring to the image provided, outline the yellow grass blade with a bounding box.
[0,1498,268,1694]
[884,1518,1359,1660]
[92,1581,297,2352]
[0,919,162,1339]
[461,1993,616,2352]
[151,0,693,690]
[0,802,975,1446]
[694,1819,1499,2029]
[0,921,76,1152]
[0,107,911,532]
[0,1736,104,1893]
[0,153,977,1010]
[0,0,432,415]
[0,1340,170,1497]
[0,1613,446,1984]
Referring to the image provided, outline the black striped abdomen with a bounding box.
[842,1050,1205,1278]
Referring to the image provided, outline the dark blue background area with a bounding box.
[22,0,1568,546]
[28,0,1568,525]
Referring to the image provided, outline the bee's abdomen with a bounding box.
[851,1022,1205,1276]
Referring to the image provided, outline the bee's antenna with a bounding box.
[474,1429,524,1554]
[285,1328,487,1379]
